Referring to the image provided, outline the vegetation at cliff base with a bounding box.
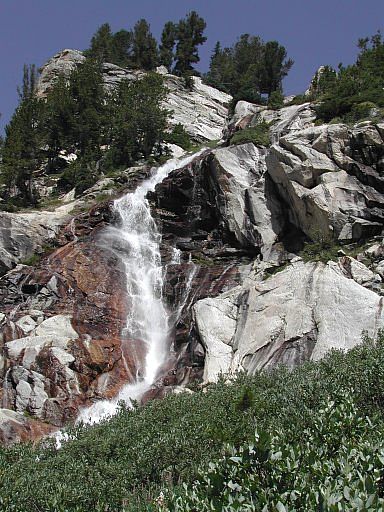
[1,333,384,510]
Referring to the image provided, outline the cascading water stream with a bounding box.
[76,150,206,425]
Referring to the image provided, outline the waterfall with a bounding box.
[77,150,206,425]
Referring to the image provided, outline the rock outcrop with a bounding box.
[267,122,384,241]
[36,50,232,142]
[228,101,316,142]
[194,258,384,382]
[0,203,74,275]
[36,49,85,97]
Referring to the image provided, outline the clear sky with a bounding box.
[1,0,383,133]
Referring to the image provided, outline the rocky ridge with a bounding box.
[36,49,232,142]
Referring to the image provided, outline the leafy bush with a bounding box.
[1,333,384,510]
[343,101,380,124]
[168,394,384,511]
[230,121,270,147]
[286,94,308,106]
[267,90,284,110]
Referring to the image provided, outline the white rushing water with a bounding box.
[76,150,205,425]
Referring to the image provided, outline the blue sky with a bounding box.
[1,0,384,133]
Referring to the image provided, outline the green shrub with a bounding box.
[300,231,340,263]
[230,121,270,147]
[21,253,41,266]
[344,101,379,123]
[286,94,308,106]
[168,393,384,511]
[1,332,384,510]
[267,90,284,110]
[165,124,193,150]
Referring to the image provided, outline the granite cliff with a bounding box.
[0,52,383,443]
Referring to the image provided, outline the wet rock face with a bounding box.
[267,123,384,241]
[0,204,144,429]
[148,144,286,387]
[151,144,284,259]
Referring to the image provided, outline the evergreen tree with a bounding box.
[42,75,74,172]
[159,21,177,71]
[1,65,42,205]
[205,35,293,103]
[132,19,158,70]
[86,23,114,62]
[259,41,294,96]
[205,42,235,93]
[111,29,133,67]
[316,32,384,122]
[174,11,207,76]
[68,58,106,158]
[109,73,168,166]
[231,35,264,102]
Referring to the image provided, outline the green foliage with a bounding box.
[308,65,338,100]
[174,11,207,76]
[315,33,384,123]
[230,121,270,147]
[106,73,169,168]
[42,75,75,173]
[168,394,384,511]
[85,23,114,63]
[1,52,171,204]
[0,65,43,206]
[159,21,177,71]
[205,35,293,103]
[132,19,158,71]
[21,253,41,266]
[286,94,308,106]
[85,23,134,68]
[344,101,380,124]
[267,90,284,109]
[2,333,384,510]
[68,58,107,158]
[165,124,192,150]
[300,231,340,263]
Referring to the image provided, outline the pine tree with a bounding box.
[1,65,43,205]
[159,21,176,71]
[42,75,74,172]
[205,35,293,103]
[111,29,133,67]
[205,42,234,93]
[109,74,168,166]
[174,11,207,76]
[68,58,106,158]
[86,23,114,62]
[132,19,158,70]
[259,41,294,97]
